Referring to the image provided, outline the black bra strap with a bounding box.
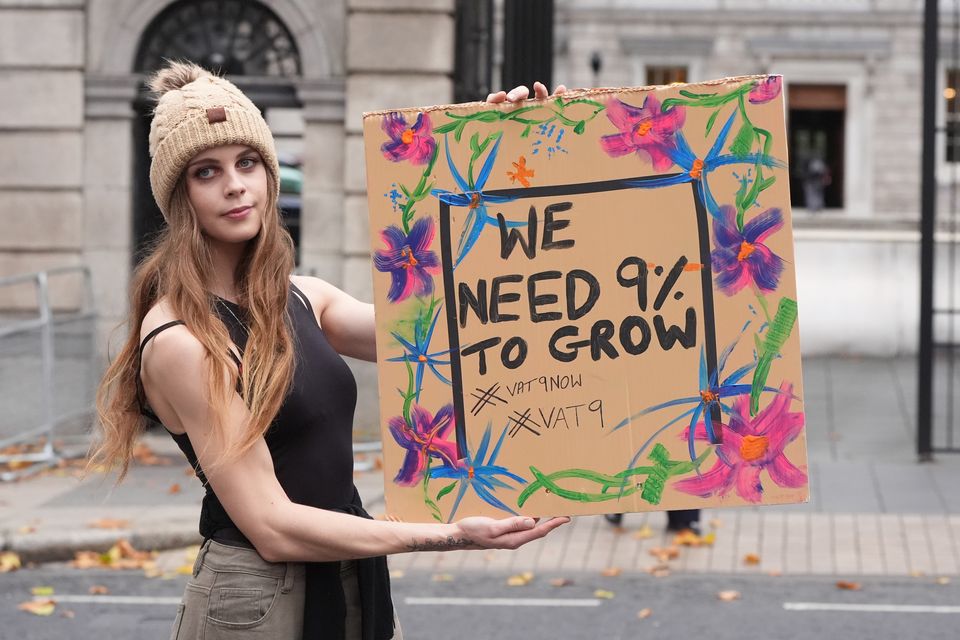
[138,320,187,363]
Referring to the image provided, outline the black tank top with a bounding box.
[137,282,392,640]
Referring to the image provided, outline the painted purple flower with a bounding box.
[374,217,440,302]
[748,76,782,105]
[599,96,685,171]
[674,383,806,503]
[711,205,784,295]
[381,112,436,164]
[388,404,459,487]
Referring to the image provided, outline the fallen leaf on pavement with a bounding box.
[649,546,679,562]
[431,573,454,583]
[507,571,534,586]
[89,585,109,595]
[30,586,54,596]
[633,525,654,540]
[637,608,652,619]
[17,525,37,534]
[836,581,861,591]
[674,529,714,547]
[0,551,22,573]
[18,599,56,616]
[768,569,783,577]
[709,518,723,529]
[647,564,671,578]
[717,590,741,601]
[743,553,761,566]
[600,567,622,577]
[175,565,193,575]
[936,577,951,585]
[168,483,182,495]
[910,570,925,578]
[549,577,574,587]
[72,539,156,570]
[132,442,170,466]
[593,589,615,599]
[88,518,130,530]
[389,569,405,579]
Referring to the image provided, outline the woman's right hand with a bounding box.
[454,515,570,550]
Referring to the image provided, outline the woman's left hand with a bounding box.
[486,81,567,104]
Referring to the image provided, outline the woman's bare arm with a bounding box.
[140,324,567,563]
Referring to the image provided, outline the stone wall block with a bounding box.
[343,195,371,255]
[84,187,131,250]
[0,9,83,67]
[348,13,454,73]
[84,120,132,189]
[0,191,82,251]
[0,132,82,188]
[82,248,129,321]
[0,251,83,309]
[0,71,83,129]
[343,255,374,303]
[345,74,452,134]
[300,192,346,254]
[345,133,368,193]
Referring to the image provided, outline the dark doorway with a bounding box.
[131,0,303,265]
[787,84,846,211]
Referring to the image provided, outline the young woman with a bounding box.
[91,61,568,640]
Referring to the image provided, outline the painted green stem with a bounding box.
[398,144,439,234]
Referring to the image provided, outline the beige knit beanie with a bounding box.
[147,61,280,220]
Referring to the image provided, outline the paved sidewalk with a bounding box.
[2,356,959,577]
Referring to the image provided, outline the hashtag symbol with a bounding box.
[508,408,541,438]
[470,382,507,416]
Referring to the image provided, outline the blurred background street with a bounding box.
[2,1,960,638]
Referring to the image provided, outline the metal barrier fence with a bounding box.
[0,266,98,480]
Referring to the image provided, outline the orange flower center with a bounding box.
[401,129,415,145]
[700,389,718,404]
[468,192,481,209]
[689,159,705,179]
[635,121,653,137]
[739,434,769,462]
[418,355,427,363]
[468,466,475,479]
[400,247,418,269]
[737,241,756,262]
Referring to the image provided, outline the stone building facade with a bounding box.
[0,0,953,416]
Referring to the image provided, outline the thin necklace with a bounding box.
[216,297,248,336]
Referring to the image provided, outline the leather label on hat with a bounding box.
[206,107,227,124]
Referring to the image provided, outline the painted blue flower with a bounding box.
[387,304,452,400]
[430,423,527,522]
[431,134,521,267]
[624,111,786,217]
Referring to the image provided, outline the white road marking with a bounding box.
[785,602,960,614]
[34,595,181,606]
[405,597,600,607]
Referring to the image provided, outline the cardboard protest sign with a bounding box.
[363,75,807,521]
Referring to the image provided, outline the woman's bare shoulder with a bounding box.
[139,298,204,373]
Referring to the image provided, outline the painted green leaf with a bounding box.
[729,121,756,159]
[750,297,798,415]
[705,108,722,136]
[436,481,458,501]
[574,120,586,134]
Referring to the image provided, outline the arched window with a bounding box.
[131,0,304,264]
[135,0,301,77]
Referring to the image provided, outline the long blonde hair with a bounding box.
[90,66,296,481]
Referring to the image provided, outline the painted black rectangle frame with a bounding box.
[438,174,719,459]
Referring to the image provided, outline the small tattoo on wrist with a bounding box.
[407,536,474,552]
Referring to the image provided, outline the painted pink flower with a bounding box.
[748,76,782,104]
[711,205,784,295]
[599,96,685,171]
[381,111,436,164]
[388,404,458,487]
[373,217,440,302]
[674,383,806,503]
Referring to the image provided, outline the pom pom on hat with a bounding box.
[147,60,279,220]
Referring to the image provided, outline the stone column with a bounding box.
[0,3,85,308]
[298,79,348,285]
[344,0,455,434]
[82,75,138,355]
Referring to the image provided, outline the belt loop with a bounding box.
[192,539,211,578]
[281,562,295,593]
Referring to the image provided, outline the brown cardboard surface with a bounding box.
[363,75,807,522]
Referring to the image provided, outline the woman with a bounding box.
[91,61,568,640]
